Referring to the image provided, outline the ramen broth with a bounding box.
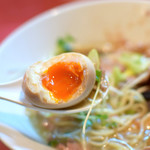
[27,39,150,150]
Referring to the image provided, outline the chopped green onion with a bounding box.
[56,35,75,55]
[96,70,102,83]
[119,52,149,75]
[79,112,87,116]
[96,114,108,120]
[106,122,117,129]
[111,67,126,86]
[88,49,100,70]
[88,49,102,83]
[96,114,108,126]
[65,34,75,42]
[48,140,59,147]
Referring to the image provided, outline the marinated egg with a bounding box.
[22,52,96,109]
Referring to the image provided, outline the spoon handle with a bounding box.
[0,95,64,113]
[0,95,31,108]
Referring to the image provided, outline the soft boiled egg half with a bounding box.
[22,52,96,109]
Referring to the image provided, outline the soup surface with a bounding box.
[27,37,150,150]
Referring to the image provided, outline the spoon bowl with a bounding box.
[0,75,109,114]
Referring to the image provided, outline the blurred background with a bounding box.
[0,0,82,43]
[0,0,82,149]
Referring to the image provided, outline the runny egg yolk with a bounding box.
[41,62,83,102]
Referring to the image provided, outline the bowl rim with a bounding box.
[0,0,150,85]
[1,0,150,47]
[1,0,150,149]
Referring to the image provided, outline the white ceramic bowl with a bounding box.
[0,0,150,149]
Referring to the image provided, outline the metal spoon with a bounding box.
[0,76,109,114]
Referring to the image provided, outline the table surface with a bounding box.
[0,0,78,149]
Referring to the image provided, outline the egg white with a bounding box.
[22,52,96,109]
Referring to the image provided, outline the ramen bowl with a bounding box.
[0,0,150,149]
